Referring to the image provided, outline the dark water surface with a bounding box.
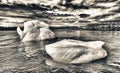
[0,29,120,73]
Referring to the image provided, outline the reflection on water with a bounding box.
[0,29,120,72]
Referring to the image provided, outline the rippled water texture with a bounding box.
[0,29,120,73]
[0,0,120,73]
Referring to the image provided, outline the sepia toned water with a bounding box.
[0,0,120,72]
[0,29,120,73]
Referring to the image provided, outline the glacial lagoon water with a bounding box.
[0,29,120,73]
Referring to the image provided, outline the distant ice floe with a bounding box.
[17,20,55,41]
